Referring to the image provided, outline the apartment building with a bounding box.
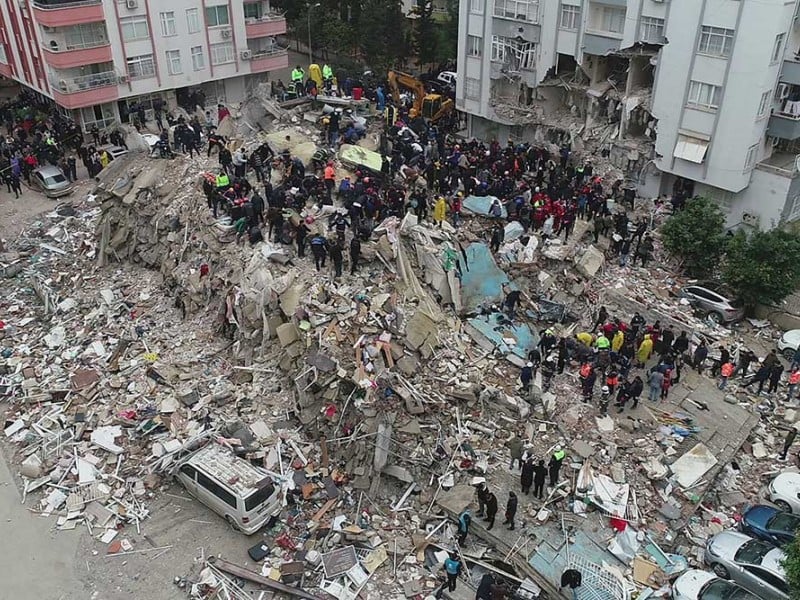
[456,0,800,230]
[0,0,288,132]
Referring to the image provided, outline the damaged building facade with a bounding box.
[456,0,800,230]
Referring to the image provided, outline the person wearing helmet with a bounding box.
[599,385,611,415]
[520,362,534,393]
[549,446,566,486]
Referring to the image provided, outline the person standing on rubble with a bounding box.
[549,446,565,487]
[532,459,547,499]
[295,219,310,258]
[433,195,447,228]
[503,491,518,530]
[768,362,785,395]
[310,235,327,271]
[780,424,800,461]
[718,360,735,390]
[693,340,709,374]
[349,236,361,275]
[475,481,489,517]
[457,509,471,546]
[520,457,534,494]
[438,553,462,595]
[329,240,344,278]
[520,362,533,394]
[502,283,522,320]
[787,367,800,401]
[506,432,524,470]
[647,368,664,402]
[629,375,644,408]
[636,334,653,368]
[483,491,498,530]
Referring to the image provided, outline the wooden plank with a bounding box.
[310,498,337,523]
[320,436,329,469]
[207,557,323,600]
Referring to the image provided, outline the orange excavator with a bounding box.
[387,70,454,125]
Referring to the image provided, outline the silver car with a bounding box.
[680,285,745,324]
[30,165,73,198]
[704,531,789,600]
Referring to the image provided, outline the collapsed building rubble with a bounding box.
[1,102,798,600]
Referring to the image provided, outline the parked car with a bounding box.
[777,329,800,360]
[741,504,800,546]
[30,165,73,198]
[679,284,745,324]
[175,443,281,535]
[768,472,800,514]
[672,569,759,600]
[704,531,789,600]
[436,70,457,87]
[97,145,129,161]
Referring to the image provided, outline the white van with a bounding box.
[175,444,281,534]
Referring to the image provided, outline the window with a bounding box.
[244,483,275,512]
[773,32,786,63]
[559,5,580,30]
[0,44,6,64]
[744,144,758,171]
[639,16,664,42]
[186,8,201,33]
[61,23,108,50]
[687,81,722,110]
[120,16,149,41]
[191,46,205,71]
[596,6,625,34]
[159,11,176,36]
[243,2,263,20]
[493,0,538,23]
[210,42,235,65]
[80,103,116,133]
[470,0,484,13]
[196,472,237,508]
[698,26,734,57]
[126,54,155,79]
[179,465,197,479]
[673,134,709,164]
[467,35,482,57]
[758,90,771,117]
[205,5,230,27]
[490,35,535,70]
[166,49,182,75]
[465,77,481,100]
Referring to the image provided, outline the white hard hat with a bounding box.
[602,385,609,392]
[526,362,533,367]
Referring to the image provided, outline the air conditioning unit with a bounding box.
[125,0,138,9]
[778,83,791,100]
[240,50,252,60]
[118,74,128,83]
[220,28,232,39]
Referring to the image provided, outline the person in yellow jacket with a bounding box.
[576,332,594,347]
[99,150,110,169]
[637,335,653,366]
[611,329,624,353]
[433,196,447,228]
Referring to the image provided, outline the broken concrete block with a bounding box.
[752,442,768,459]
[20,454,43,478]
[276,323,300,347]
[575,245,605,278]
[91,426,124,454]
[572,440,594,460]
[610,464,626,484]
[396,355,419,376]
[785,409,797,423]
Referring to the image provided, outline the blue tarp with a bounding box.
[459,242,509,311]
[467,314,536,360]
[462,195,507,218]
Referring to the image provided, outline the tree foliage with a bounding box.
[782,536,800,600]
[722,229,800,307]
[357,0,409,73]
[412,0,438,66]
[660,197,727,278]
[435,0,458,64]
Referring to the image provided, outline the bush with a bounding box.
[660,197,727,278]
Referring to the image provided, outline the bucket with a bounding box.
[352,87,363,100]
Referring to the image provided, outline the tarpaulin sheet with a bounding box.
[466,314,536,360]
[338,144,383,173]
[458,242,508,310]
[462,195,507,218]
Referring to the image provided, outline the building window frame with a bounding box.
[209,41,235,65]
[120,16,149,42]
[191,46,205,71]
[126,53,156,79]
[559,4,580,30]
[186,8,201,34]
[470,0,484,14]
[697,25,734,58]
[687,80,722,110]
[744,144,758,172]
[772,32,786,64]
[159,11,177,37]
[467,35,482,57]
[165,49,182,75]
[465,77,481,100]
[757,90,771,118]
[639,16,664,43]
[493,0,539,24]
[205,5,230,28]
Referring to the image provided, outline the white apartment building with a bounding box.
[456,0,800,230]
[0,0,288,131]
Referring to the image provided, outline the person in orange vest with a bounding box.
[718,361,735,390]
[323,161,335,200]
[788,367,800,401]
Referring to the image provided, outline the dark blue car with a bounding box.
[741,505,800,547]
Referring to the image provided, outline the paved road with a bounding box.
[0,444,85,599]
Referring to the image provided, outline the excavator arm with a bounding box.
[387,70,427,115]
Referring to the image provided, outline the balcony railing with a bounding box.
[244,10,285,23]
[250,46,288,59]
[33,0,101,9]
[50,70,117,93]
[43,37,108,52]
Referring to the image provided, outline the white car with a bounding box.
[141,133,161,149]
[436,71,457,87]
[769,472,800,514]
[672,569,759,600]
[777,330,800,361]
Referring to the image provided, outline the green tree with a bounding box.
[357,0,409,73]
[660,197,727,278]
[412,0,438,66]
[722,229,800,308]
[782,537,800,600]
[435,0,458,64]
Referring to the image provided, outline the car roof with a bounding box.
[673,569,716,594]
[762,547,787,576]
[709,530,750,559]
[774,472,800,492]
[34,165,64,177]
[744,504,778,526]
[184,443,271,498]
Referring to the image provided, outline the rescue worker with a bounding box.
[215,170,230,190]
[291,65,305,96]
[549,446,565,486]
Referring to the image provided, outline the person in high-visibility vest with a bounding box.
[291,65,305,96]
[215,171,230,189]
[549,446,565,485]
[322,64,333,92]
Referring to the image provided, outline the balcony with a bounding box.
[249,47,289,73]
[50,70,119,109]
[781,59,800,86]
[42,41,111,70]
[33,0,105,28]
[583,32,623,55]
[493,0,539,24]
[244,12,287,38]
[768,112,800,141]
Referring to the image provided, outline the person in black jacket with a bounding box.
[533,460,547,499]
[520,457,534,494]
[329,241,344,278]
[503,491,518,530]
[349,237,361,274]
[483,491,498,530]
